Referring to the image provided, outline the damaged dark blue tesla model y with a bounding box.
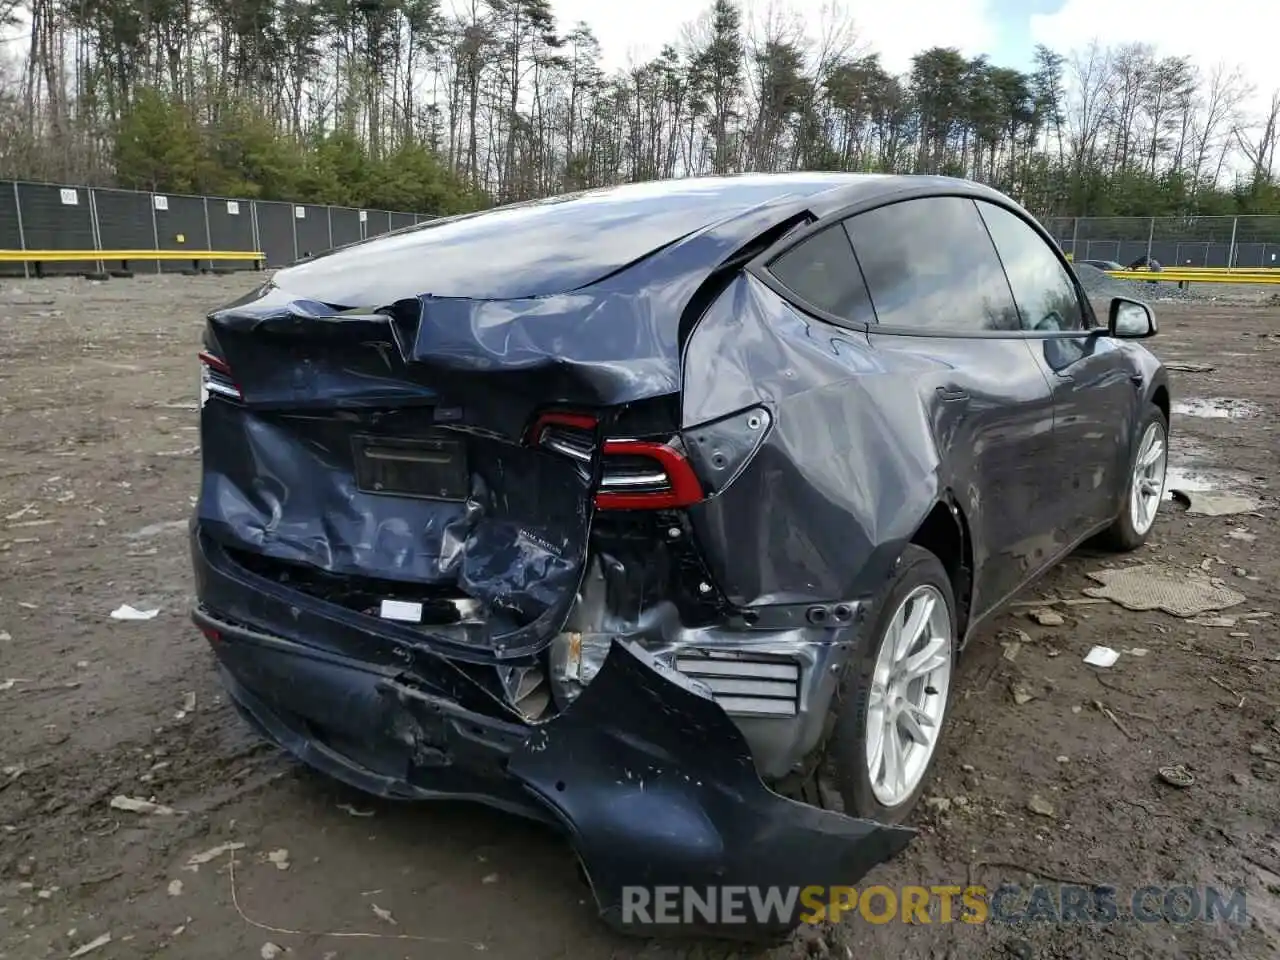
[191,173,1170,938]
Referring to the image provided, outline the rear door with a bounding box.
[975,200,1140,533]
[844,196,1059,616]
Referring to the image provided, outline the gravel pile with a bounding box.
[1073,263,1199,303]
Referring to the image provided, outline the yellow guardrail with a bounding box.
[1104,268,1280,285]
[0,249,264,263]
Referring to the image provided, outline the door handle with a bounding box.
[1130,374,1144,387]
[936,387,969,402]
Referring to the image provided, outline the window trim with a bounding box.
[746,186,1106,341]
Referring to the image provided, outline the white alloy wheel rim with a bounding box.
[1130,421,1167,536]
[865,584,953,807]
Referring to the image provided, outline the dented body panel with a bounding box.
[191,173,1167,939]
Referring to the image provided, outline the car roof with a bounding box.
[271,173,962,303]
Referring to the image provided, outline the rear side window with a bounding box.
[767,224,876,326]
[844,196,1020,333]
[976,200,1086,332]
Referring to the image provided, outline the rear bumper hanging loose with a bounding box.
[196,602,914,940]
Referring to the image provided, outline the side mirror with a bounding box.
[1109,297,1157,339]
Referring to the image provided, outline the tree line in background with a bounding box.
[1,0,1279,220]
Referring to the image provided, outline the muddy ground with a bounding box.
[1,275,1278,960]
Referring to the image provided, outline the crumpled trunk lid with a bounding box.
[197,293,617,657]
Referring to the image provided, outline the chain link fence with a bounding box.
[1042,215,1280,269]
[0,178,430,277]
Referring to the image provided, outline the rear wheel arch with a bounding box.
[907,494,974,637]
[1150,383,1170,425]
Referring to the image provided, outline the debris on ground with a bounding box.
[1157,764,1196,788]
[184,841,245,870]
[174,691,196,720]
[1085,564,1246,617]
[1084,646,1120,668]
[1010,682,1036,705]
[371,904,397,924]
[109,604,159,621]
[1094,701,1137,739]
[1189,615,1239,627]
[1208,676,1245,707]
[167,879,183,896]
[260,943,284,959]
[1027,608,1065,626]
[1027,795,1056,818]
[109,795,177,815]
[1171,490,1262,516]
[267,848,291,870]
[1163,360,1215,373]
[68,933,113,957]
[336,803,375,817]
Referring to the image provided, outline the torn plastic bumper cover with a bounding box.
[203,612,914,938]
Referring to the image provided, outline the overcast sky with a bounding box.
[550,0,1274,124]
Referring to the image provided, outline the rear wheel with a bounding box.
[824,545,957,824]
[1098,404,1168,552]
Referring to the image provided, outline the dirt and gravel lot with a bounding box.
[1,274,1278,960]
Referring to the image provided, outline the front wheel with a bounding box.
[1098,404,1168,552]
[825,545,957,824]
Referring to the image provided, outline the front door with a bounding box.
[976,200,1140,535]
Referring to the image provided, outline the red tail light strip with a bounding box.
[527,411,599,441]
[198,351,232,375]
[595,439,705,510]
[199,351,243,401]
[526,410,706,510]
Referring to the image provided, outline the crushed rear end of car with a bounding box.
[190,180,915,938]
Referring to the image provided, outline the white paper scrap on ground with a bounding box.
[110,604,159,621]
[1083,646,1120,668]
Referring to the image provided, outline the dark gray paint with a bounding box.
[191,172,1169,940]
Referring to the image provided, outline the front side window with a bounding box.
[843,196,1021,333]
[766,223,876,326]
[976,200,1086,333]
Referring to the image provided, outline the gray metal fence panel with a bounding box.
[330,207,362,248]
[153,193,210,272]
[17,182,96,274]
[0,181,23,276]
[294,204,330,259]
[255,201,297,266]
[389,211,415,231]
[92,187,159,273]
[205,197,256,271]
[366,210,393,237]
[1232,242,1265,268]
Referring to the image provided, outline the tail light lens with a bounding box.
[199,351,242,404]
[528,412,705,510]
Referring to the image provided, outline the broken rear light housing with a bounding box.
[199,351,243,403]
[529,412,705,510]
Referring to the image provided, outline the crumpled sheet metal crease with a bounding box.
[509,641,916,937]
[682,273,942,605]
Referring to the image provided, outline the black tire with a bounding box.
[1097,403,1168,553]
[825,544,957,825]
